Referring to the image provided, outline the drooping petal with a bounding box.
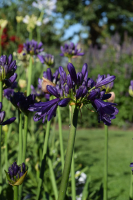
[2,117,16,125]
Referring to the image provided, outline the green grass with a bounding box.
[55,127,133,200]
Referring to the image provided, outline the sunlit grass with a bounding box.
[55,127,132,200]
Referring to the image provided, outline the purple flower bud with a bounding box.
[67,74,73,88]
[8,167,14,178]
[58,98,71,107]
[82,63,88,77]
[67,63,77,83]
[65,84,69,94]
[20,172,24,178]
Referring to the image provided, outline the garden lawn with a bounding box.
[55,127,133,200]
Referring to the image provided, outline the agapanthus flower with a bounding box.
[29,63,118,125]
[129,80,133,97]
[4,81,17,100]
[5,91,36,116]
[96,74,114,93]
[60,43,84,58]
[0,102,16,125]
[0,54,17,88]
[23,40,44,56]
[38,54,55,67]
[5,162,28,186]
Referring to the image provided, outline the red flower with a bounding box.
[17,44,23,53]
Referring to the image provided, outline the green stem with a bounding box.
[0,29,3,56]
[37,26,41,43]
[23,115,28,162]
[58,105,79,200]
[130,171,133,199]
[18,110,22,164]
[48,158,58,200]
[104,124,108,200]
[29,31,32,41]
[27,56,33,96]
[14,186,18,200]
[71,153,76,200]
[69,106,76,200]
[17,23,20,37]
[5,124,12,174]
[18,110,23,200]
[0,80,3,194]
[5,131,8,172]
[57,107,64,172]
[36,120,51,200]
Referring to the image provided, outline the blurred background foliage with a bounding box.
[1,0,133,128]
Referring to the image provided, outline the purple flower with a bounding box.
[88,90,118,125]
[129,80,133,97]
[130,163,133,172]
[0,55,17,87]
[23,40,44,56]
[0,102,16,125]
[96,74,114,93]
[38,54,55,67]
[29,62,118,125]
[6,91,36,116]
[4,82,17,100]
[60,42,84,58]
[5,162,27,186]
[95,75,116,88]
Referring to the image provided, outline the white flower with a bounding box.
[36,20,42,26]
[43,18,49,24]
[23,15,30,24]
[32,0,57,13]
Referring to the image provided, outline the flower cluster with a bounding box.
[60,43,84,58]
[5,91,36,116]
[0,102,16,125]
[23,40,44,56]
[29,63,118,125]
[5,162,27,186]
[0,54,17,88]
[38,53,54,67]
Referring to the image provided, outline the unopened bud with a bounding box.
[41,77,55,93]
[107,92,115,103]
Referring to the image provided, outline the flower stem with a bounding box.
[18,110,23,200]
[14,186,18,200]
[48,157,58,200]
[0,80,3,194]
[4,131,8,179]
[104,124,108,200]
[29,31,32,41]
[36,120,51,200]
[69,105,76,199]
[130,171,133,199]
[27,56,33,96]
[57,107,64,172]
[23,115,28,162]
[71,152,76,200]
[37,26,41,43]
[58,105,79,200]
[18,110,22,164]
